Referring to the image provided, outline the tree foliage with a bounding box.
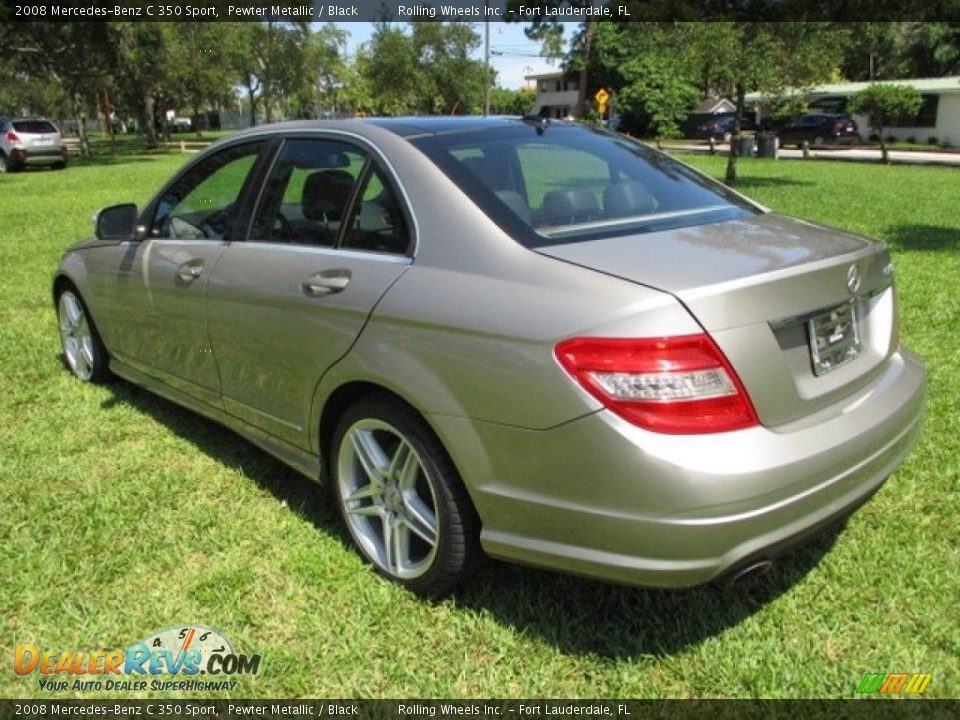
[848,83,923,162]
[361,22,489,116]
[0,19,956,159]
[489,87,537,115]
[0,22,116,154]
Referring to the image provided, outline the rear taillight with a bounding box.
[6,131,19,144]
[555,334,759,434]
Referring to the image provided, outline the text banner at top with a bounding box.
[4,0,960,22]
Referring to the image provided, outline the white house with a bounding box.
[525,70,579,118]
[748,76,960,145]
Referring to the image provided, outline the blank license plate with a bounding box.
[808,302,861,376]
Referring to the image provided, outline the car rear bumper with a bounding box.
[9,146,66,166]
[436,348,925,587]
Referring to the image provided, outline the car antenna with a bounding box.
[522,114,550,135]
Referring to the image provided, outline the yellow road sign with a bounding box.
[595,88,610,105]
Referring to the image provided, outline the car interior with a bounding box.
[253,141,409,255]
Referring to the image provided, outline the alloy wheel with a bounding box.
[337,418,440,580]
[58,291,96,381]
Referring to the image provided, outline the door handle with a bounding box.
[302,269,351,296]
[177,261,204,283]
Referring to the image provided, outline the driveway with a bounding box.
[665,142,960,167]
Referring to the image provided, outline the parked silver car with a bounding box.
[1,117,68,171]
[53,118,925,597]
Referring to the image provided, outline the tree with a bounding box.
[504,4,594,116]
[364,23,419,115]
[0,55,68,119]
[410,23,488,114]
[337,51,376,116]
[616,55,699,139]
[111,22,171,148]
[359,23,488,116]
[304,24,349,118]
[489,87,537,115]
[900,22,960,77]
[848,83,922,163]
[167,23,237,135]
[682,22,847,185]
[0,22,116,155]
[591,23,700,137]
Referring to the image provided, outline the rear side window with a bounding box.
[251,138,367,247]
[250,137,410,255]
[411,124,758,246]
[13,120,58,134]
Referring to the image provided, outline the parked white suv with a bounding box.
[0,117,68,172]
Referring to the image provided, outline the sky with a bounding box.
[339,22,563,90]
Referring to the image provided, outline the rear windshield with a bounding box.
[13,120,58,134]
[410,123,759,247]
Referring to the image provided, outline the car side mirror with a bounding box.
[95,203,138,241]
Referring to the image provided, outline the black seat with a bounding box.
[604,181,657,217]
[302,169,355,223]
[542,189,600,226]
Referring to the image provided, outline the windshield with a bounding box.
[410,123,760,247]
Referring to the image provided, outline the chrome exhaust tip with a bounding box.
[731,559,774,584]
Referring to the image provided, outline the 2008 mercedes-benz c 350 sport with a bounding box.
[54,117,925,597]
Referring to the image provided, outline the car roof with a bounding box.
[228,116,575,142]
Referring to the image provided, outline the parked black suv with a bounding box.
[695,115,758,142]
[777,114,859,148]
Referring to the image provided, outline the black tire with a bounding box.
[56,286,111,383]
[330,393,482,597]
[813,136,825,148]
[0,153,11,173]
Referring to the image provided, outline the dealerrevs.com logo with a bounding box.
[14,625,261,692]
[856,672,932,695]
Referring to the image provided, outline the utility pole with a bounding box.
[483,2,491,116]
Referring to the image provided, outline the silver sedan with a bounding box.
[53,117,925,597]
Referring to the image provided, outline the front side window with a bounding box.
[412,124,758,246]
[151,141,264,240]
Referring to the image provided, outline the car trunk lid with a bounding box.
[536,212,897,427]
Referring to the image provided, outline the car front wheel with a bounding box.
[57,288,110,383]
[331,394,481,597]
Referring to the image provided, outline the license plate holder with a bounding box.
[808,302,861,376]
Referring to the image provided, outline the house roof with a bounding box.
[746,76,960,101]
[692,97,736,114]
[524,70,566,81]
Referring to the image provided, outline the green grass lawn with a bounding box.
[1,150,958,700]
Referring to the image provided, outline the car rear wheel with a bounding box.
[813,136,825,148]
[0,153,11,173]
[331,394,481,597]
[57,288,110,383]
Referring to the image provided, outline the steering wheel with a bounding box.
[198,206,233,239]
